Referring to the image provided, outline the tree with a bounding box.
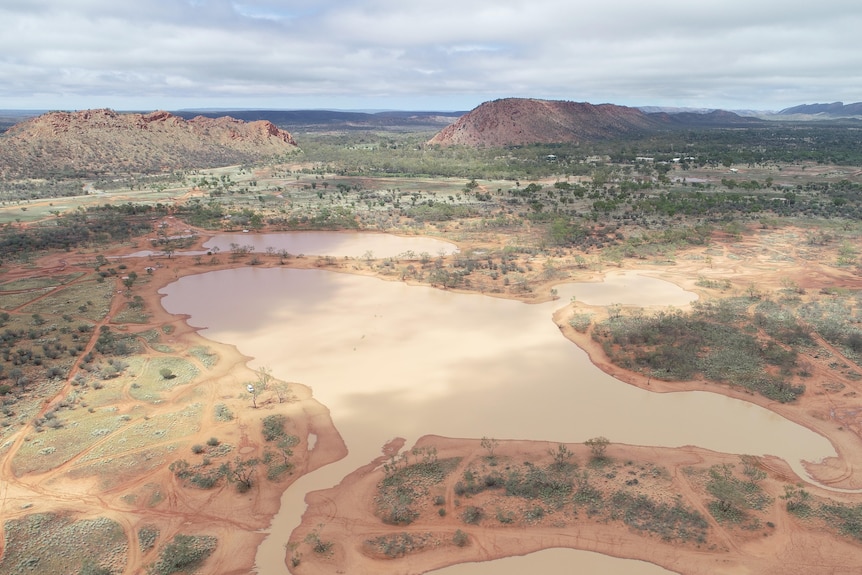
[273,382,295,403]
[220,457,259,492]
[549,443,574,471]
[248,366,273,408]
[584,436,610,459]
[480,436,499,459]
[122,271,138,289]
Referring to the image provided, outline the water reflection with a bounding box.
[430,548,678,575]
[566,270,698,307]
[203,231,458,258]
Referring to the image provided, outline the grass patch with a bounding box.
[0,513,127,575]
[20,277,113,322]
[705,463,772,528]
[0,287,53,309]
[79,403,202,463]
[609,490,708,542]
[189,346,218,368]
[129,356,200,402]
[0,273,84,291]
[376,452,461,525]
[363,532,436,558]
[10,408,127,475]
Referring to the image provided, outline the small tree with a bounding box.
[584,436,610,460]
[480,436,499,462]
[159,368,175,380]
[274,382,295,403]
[221,457,259,493]
[549,443,574,471]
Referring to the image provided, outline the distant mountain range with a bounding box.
[172,109,465,131]
[777,102,862,117]
[1,99,860,177]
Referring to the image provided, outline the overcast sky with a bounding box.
[1,0,860,112]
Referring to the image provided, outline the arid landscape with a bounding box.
[1,101,862,575]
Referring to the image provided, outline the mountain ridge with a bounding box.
[0,109,298,178]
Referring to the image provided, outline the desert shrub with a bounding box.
[452,529,469,547]
[461,506,483,524]
[261,414,287,441]
[364,532,433,558]
[609,490,708,542]
[568,313,592,332]
[138,526,159,553]
[504,462,573,507]
[706,464,771,526]
[147,534,217,575]
[524,505,545,522]
[818,502,862,541]
[214,403,233,421]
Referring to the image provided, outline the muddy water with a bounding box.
[568,270,698,307]
[430,548,677,575]
[202,231,458,258]
[161,267,834,575]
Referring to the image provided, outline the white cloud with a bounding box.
[0,0,860,110]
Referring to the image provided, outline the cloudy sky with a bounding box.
[1,0,860,112]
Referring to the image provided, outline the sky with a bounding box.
[1,0,860,112]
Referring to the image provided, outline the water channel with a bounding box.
[159,234,835,575]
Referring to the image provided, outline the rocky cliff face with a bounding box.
[0,109,298,178]
[428,98,663,147]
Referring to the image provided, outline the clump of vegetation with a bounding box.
[213,403,233,422]
[608,490,708,542]
[261,413,287,441]
[146,534,216,575]
[592,300,808,402]
[0,513,127,575]
[138,526,160,553]
[363,532,435,558]
[460,505,484,524]
[304,527,333,556]
[705,462,771,526]
[503,460,574,508]
[818,501,862,542]
[585,436,610,461]
[376,447,459,525]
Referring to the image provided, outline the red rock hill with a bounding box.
[428,98,663,147]
[0,109,298,178]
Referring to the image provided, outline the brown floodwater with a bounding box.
[160,260,834,575]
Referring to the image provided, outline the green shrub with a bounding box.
[461,506,483,524]
[147,534,217,575]
[452,529,469,547]
[261,414,287,441]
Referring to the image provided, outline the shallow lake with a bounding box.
[160,241,834,575]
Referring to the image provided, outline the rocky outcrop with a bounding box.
[0,109,298,178]
[428,98,663,147]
